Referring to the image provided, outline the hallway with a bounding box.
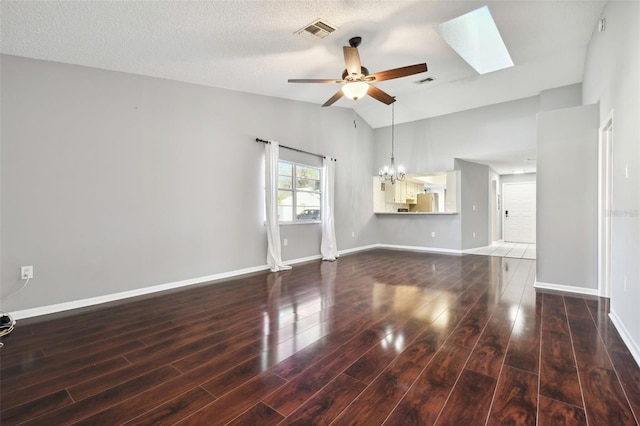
[464,241,536,259]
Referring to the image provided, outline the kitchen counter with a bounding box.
[374,211,458,215]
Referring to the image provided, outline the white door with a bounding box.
[503,182,536,243]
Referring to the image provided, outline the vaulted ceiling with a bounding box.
[1,1,606,131]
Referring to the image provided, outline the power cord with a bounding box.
[1,277,30,301]
[0,312,16,348]
[0,276,30,348]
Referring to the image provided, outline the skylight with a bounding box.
[435,5,514,75]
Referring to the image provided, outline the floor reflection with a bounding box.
[260,261,339,369]
[258,251,537,373]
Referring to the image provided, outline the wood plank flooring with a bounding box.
[1,249,639,425]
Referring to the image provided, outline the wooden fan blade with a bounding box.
[367,85,396,105]
[322,89,344,107]
[369,63,428,82]
[343,46,362,77]
[288,79,343,83]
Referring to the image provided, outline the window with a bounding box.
[277,160,321,223]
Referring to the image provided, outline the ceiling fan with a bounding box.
[288,36,428,107]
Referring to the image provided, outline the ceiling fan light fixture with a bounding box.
[342,82,369,100]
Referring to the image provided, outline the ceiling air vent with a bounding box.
[296,19,337,40]
[415,77,435,84]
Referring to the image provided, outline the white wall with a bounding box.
[0,55,376,314]
[582,1,640,360]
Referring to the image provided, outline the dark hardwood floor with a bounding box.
[1,249,639,425]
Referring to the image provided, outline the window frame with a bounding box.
[277,160,322,224]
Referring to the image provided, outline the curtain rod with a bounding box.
[255,138,337,162]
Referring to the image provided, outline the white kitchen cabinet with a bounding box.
[394,181,407,203]
[406,183,416,202]
[384,181,407,203]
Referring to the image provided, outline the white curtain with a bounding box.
[265,141,291,272]
[321,156,339,261]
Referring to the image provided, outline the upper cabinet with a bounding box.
[384,182,407,204]
[406,182,420,203]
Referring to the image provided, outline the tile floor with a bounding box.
[464,241,536,259]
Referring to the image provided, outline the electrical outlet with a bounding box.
[283,239,288,246]
[21,265,33,280]
[473,232,476,238]
[473,205,476,211]
[431,232,436,237]
[352,231,355,238]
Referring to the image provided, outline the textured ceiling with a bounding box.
[1,1,606,172]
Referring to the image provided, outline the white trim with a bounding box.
[11,244,382,320]
[609,310,640,368]
[284,254,322,265]
[377,243,462,255]
[534,280,599,296]
[338,244,378,256]
[10,264,272,320]
[10,244,461,320]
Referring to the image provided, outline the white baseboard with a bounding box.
[10,263,273,320]
[10,244,381,320]
[609,310,640,368]
[10,243,461,320]
[284,254,322,265]
[338,244,378,256]
[377,243,462,255]
[534,280,599,296]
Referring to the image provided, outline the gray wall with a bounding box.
[583,1,639,357]
[0,55,376,312]
[536,104,599,290]
[539,83,582,112]
[374,96,540,175]
[455,159,490,249]
[375,214,461,251]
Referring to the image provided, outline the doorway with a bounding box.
[598,112,613,298]
[503,182,536,243]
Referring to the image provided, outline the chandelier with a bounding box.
[379,101,405,184]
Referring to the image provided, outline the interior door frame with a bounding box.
[598,110,613,298]
[502,181,536,243]
[491,180,499,242]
